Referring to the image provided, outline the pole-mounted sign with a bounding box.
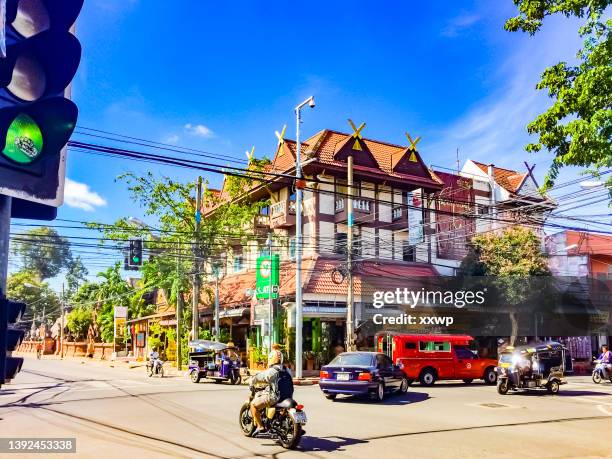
[256,254,279,299]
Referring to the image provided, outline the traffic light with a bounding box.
[0,295,26,386]
[0,0,83,217]
[129,238,143,268]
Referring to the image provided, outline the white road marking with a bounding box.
[597,405,612,416]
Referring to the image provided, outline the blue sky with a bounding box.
[10,0,611,284]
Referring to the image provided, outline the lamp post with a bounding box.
[267,233,273,350]
[294,95,315,379]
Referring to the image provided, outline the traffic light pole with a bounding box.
[0,195,11,386]
[0,195,11,292]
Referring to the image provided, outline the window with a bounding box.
[233,255,244,272]
[478,205,490,215]
[419,341,451,352]
[335,233,347,255]
[403,242,415,262]
[289,237,296,260]
[404,342,416,350]
[260,205,269,216]
[376,354,393,370]
[455,348,475,359]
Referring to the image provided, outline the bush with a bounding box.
[66,307,93,340]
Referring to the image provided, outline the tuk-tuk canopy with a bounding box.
[188,340,230,352]
[506,341,567,355]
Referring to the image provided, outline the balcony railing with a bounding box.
[270,201,286,217]
[392,206,403,221]
[335,198,371,213]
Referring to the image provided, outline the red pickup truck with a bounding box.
[376,332,498,386]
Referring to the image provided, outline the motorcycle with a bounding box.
[146,359,164,378]
[592,359,612,384]
[239,386,307,449]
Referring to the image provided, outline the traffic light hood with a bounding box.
[6,0,84,38]
[0,30,81,102]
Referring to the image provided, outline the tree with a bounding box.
[11,227,72,280]
[505,0,612,191]
[66,256,89,297]
[6,271,60,325]
[66,307,93,340]
[92,263,134,343]
[460,227,551,344]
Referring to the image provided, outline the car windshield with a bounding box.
[329,353,373,366]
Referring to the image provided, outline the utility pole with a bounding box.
[176,240,182,371]
[346,154,356,352]
[267,233,274,349]
[60,283,65,359]
[191,177,203,341]
[214,272,220,341]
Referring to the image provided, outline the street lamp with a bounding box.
[294,95,315,379]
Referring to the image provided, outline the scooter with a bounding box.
[592,359,612,384]
[239,386,307,449]
[146,359,164,378]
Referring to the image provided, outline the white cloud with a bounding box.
[164,134,180,144]
[442,13,481,37]
[64,178,107,212]
[184,123,214,138]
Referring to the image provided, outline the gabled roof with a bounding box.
[471,160,527,193]
[271,129,441,189]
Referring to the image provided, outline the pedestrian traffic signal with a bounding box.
[0,0,83,217]
[0,295,26,386]
[129,238,143,268]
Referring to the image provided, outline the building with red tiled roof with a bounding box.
[197,126,556,359]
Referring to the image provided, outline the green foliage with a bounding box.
[87,263,134,343]
[11,227,72,280]
[66,307,93,340]
[6,271,60,324]
[505,0,612,191]
[148,322,165,353]
[66,256,89,297]
[461,227,551,276]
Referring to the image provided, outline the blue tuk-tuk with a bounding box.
[188,340,242,385]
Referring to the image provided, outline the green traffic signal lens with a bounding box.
[132,257,140,263]
[2,113,43,164]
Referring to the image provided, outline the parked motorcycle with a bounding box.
[239,386,307,449]
[592,359,612,384]
[146,359,164,378]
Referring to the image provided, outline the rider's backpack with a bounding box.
[276,368,294,401]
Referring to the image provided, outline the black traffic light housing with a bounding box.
[0,294,26,386]
[129,239,143,268]
[0,0,83,218]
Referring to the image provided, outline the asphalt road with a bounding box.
[1,357,611,458]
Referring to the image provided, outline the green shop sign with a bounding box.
[256,254,280,299]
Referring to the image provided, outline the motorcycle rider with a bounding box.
[249,344,293,434]
[598,344,611,375]
[149,347,162,373]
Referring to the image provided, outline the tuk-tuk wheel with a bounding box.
[497,380,509,395]
[190,370,201,383]
[547,380,560,395]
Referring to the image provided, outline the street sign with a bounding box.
[256,254,279,299]
[0,0,83,215]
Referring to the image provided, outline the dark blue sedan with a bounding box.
[319,352,409,401]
